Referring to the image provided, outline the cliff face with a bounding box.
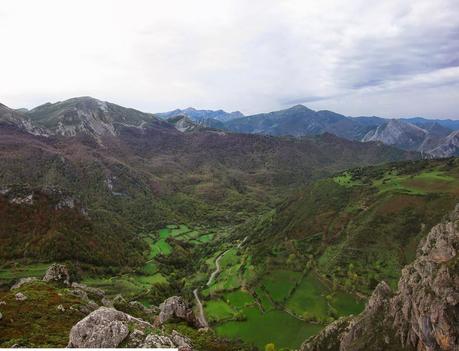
[301,205,459,351]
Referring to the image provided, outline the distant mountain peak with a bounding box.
[3,97,161,140]
[156,107,244,122]
[288,104,312,112]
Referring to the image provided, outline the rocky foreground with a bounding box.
[1,205,458,350]
[0,264,246,350]
[301,205,459,351]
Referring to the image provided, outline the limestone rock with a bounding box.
[67,307,129,348]
[301,317,352,351]
[10,277,37,290]
[67,306,192,349]
[57,304,65,312]
[68,288,89,302]
[15,292,27,301]
[301,205,459,351]
[42,264,70,285]
[71,282,104,298]
[0,300,7,306]
[124,329,145,347]
[77,300,100,315]
[389,213,459,351]
[158,296,203,328]
[142,331,192,350]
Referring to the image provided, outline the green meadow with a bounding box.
[215,307,323,350]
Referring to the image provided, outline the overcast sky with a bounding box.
[0,0,458,118]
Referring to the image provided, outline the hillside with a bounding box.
[0,98,417,271]
[237,158,459,294]
[0,187,144,268]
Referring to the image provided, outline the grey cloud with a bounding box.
[0,0,458,118]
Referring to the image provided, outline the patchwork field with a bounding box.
[215,307,323,350]
[0,217,384,350]
[197,242,364,349]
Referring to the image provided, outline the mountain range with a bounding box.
[0,96,416,267]
[158,104,459,157]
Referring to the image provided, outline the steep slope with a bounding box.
[24,97,165,139]
[301,204,459,351]
[363,119,458,157]
[157,107,244,122]
[167,115,203,132]
[225,105,371,140]
[166,115,223,132]
[237,158,459,294]
[0,103,46,136]
[429,130,459,158]
[362,119,429,151]
[0,186,144,267]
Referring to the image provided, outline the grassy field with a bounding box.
[82,272,167,298]
[224,290,254,308]
[333,171,362,187]
[204,299,236,323]
[84,224,221,299]
[260,270,301,303]
[0,263,50,281]
[286,274,329,319]
[216,306,323,350]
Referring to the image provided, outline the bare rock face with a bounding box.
[67,307,130,348]
[10,277,37,290]
[389,211,459,351]
[301,205,459,351]
[142,331,192,350]
[338,281,400,351]
[67,306,192,349]
[42,264,70,285]
[158,296,204,328]
[300,317,352,351]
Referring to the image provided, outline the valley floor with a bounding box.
[0,224,364,350]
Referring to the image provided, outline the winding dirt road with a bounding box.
[206,249,231,286]
[193,237,248,328]
[193,288,208,328]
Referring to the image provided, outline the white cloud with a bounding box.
[0,0,458,118]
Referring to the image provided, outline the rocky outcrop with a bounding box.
[158,296,204,328]
[67,307,192,350]
[301,317,353,351]
[70,282,104,298]
[389,209,459,351]
[42,264,70,285]
[301,205,459,351]
[68,307,131,348]
[10,277,37,290]
[15,293,27,301]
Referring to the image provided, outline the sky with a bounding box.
[0,0,458,118]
